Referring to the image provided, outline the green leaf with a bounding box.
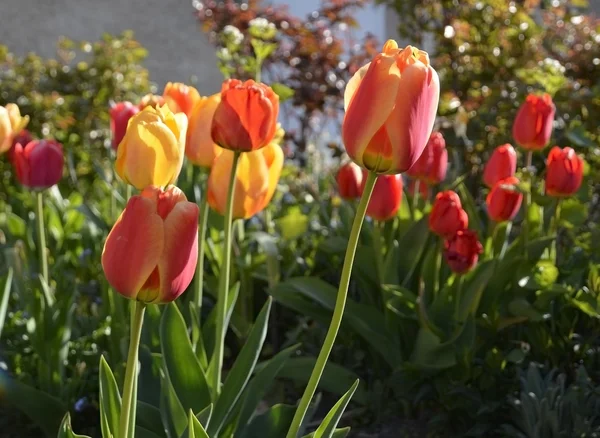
[457,182,483,236]
[238,404,296,438]
[6,212,27,237]
[208,299,272,436]
[202,282,239,361]
[457,260,496,321]
[57,413,91,438]
[136,402,166,437]
[506,236,555,263]
[312,380,359,438]
[271,82,295,102]
[276,206,309,240]
[196,404,213,428]
[135,426,164,438]
[0,267,13,340]
[518,260,559,290]
[303,429,351,438]
[160,303,211,415]
[565,124,596,148]
[508,298,544,322]
[559,198,588,229]
[188,410,210,438]
[99,356,122,438]
[396,217,430,286]
[159,373,187,438]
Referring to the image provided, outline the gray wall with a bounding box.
[0,0,223,94]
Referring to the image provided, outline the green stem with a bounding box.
[523,150,533,258]
[286,171,378,438]
[118,301,146,438]
[373,221,384,284]
[210,150,241,393]
[412,179,421,212]
[454,275,465,322]
[550,198,562,262]
[433,239,443,297]
[194,190,210,316]
[127,302,139,438]
[126,184,133,203]
[34,191,48,283]
[499,221,513,260]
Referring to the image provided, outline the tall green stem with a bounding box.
[549,198,562,262]
[433,239,443,297]
[286,171,378,438]
[194,191,210,315]
[454,275,465,321]
[412,179,421,212]
[118,301,146,438]
[210,150,241,393]
[499,221,513,260]
[523,150,533,258]
[34,191,48,283]
[373,221,384,284]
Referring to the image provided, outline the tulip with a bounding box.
[7,129,34,163]
[115,105,188,190]
[211,79,279,152]
[429,190,469,238]
[364,173,403,221]
[443,229,483,274]
[486,176,523,222]
[12,139,64,189]
[185,93,223,168]
[336,161,363,200]
[545,146,583,197]
[0,103,29,154]
[342,40,440,174]
[406,131,447,184]
[512,93,555,151]
[208,141,284,219]
[483,144,517,188]
[110,102,140,151]
[102,185,199,304]
[163,82,201,118]
[138,93,166,110]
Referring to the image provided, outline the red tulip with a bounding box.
[211,79,279,152]
[512,93,555,150]
[102,185,199,304]
[7,129,34,163]
[110,102,140,150]
[483,144,517,188]
[12,139,64,189]
[336,162,363,200]
[443,229,483,274]
[486,176,523,222]
[406,131,447,184]
[364,173,403,221]
[545,146,584,197]
[429,191,469,238]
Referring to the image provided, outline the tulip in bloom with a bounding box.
[208,141,284,219]
[185,93,223,168]
[336,161,363,200]
[364,173,403,221]
[545,146,584,197]
[110,102,140,150]
[406,131,447,184]
[486,176,523,222]
[102,185,199,304]
[211,79,279,152]
[429,191,469,238]
[12,139,64,189]
[483,144,517,188]
[443,229,483,274]
[163,82,201,118]
[0,103,29,154]
[342,40,440,174]
[512,93,555,150]
[116,105,188,190]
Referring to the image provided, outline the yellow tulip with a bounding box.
[0,103,29,154]
[116,105,187,190]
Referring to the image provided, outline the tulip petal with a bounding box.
[343,62,370,111]
[186,95,223,167]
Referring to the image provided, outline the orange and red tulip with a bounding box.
[185,93,223,168]
[483,144,517,188]
[406,131,447,184]
[486,176,523,222]
[545,146,583,197]
[336,161,363,200]
[110,102,140,151]
[163,82,201,118]
[444,229,483,274]
[429,190,469,238]
[364,173,403,221]
[12,139,64,189]
[138,93,166,111]
[342,40,440,174]
[512,93,555,151]
[102,185,199,304]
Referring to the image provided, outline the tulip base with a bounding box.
[286,171,378,438]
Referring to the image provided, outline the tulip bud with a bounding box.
[483,144,517,188]
[512,93,555,150]
[163,82,201,118]
[444,230,483,274]
[102,185,199,304]
[208,141,284,219]
[429,191,469,238]
[406,131,447,184]
[364,173,403,221]
[0,103,29,154]
[486,176,523,222]
[115,105,187,190]
[336,161,363,200]
[545,146,583,197]
[109,102,140,151]
[186,93,223,168]
[343,40,440,174]
[7,129,34,163]
[211,79,280,152]
[12,139,64,189]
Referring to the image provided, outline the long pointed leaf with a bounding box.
[188,410,210,438]
[99,356,122,438]
[313,380,359,438]
[0,268,13,340]
[57,413,91,438]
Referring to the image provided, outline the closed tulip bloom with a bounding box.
[109,102,140,150]
[486,176,523,222]
[102,185,199,303]
[365,174,403,221]
[342,40,440,174]
[116,105,188,190]
[429,190,469,238]
[336,161,363,200]
[185,93,223,168]
[163,82,201,118]
[7,129,34,163]
[211,79,279,152]
[483,144,517,188]
[545,146,584,197]
[208,141,284,219]
[406,131,447,184]
[0,103,29,154]
[512,93,555,150]
[12,139,64,189]
[443,229,483,274]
